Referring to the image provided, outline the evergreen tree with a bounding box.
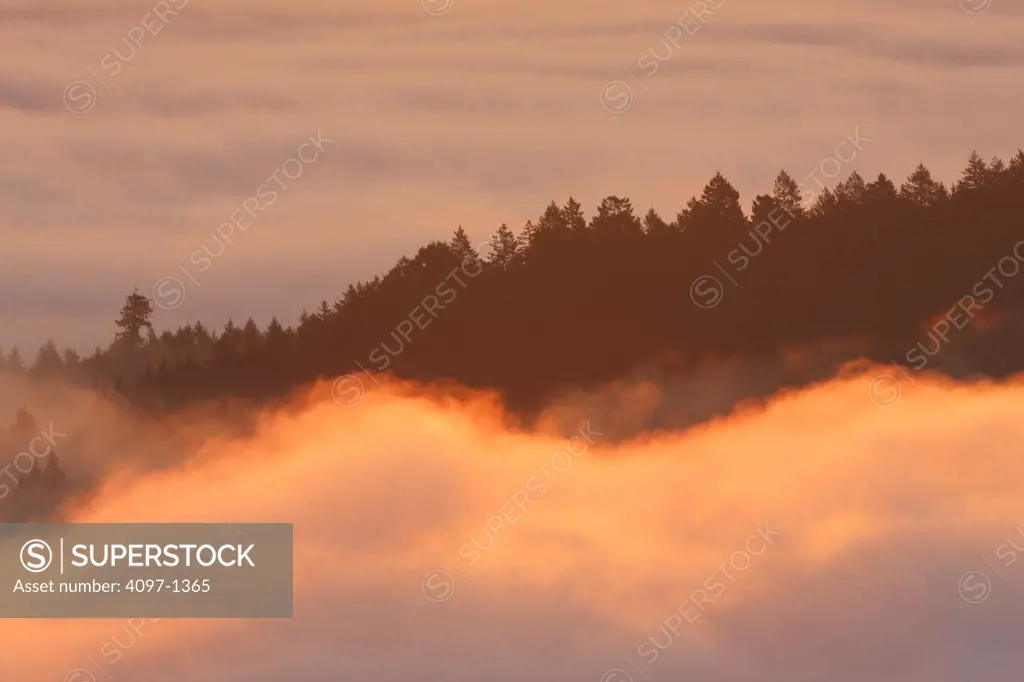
[450,226,477,265]
[61,349,82,380]
[697,173,746,225]
[487,223,520,268]
[675,197,701,232]
[315,301,333,321]
[989,156,1006,176]
[1009,150,1024,180]
[30,340,63,378]
[642,208,672,235]
[750,194,780,225]
[865,173,898,202]
[265,317,288,349]
[538,201,568,233]
[590,196,642,235]
[241,318,263,355]
[772,170,805,218]
[6,347,24,373]
[899,163,945,207]
[114,289,154,349]
[956,150,989,193]
[834,171,866,206]
[809,187,838,217]
[562,197,587,233]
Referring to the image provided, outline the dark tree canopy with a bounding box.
[9,150,1024,416]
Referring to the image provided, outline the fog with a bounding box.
[0,363,1020,681]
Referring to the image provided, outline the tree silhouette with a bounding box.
[6,348,24,374]
[956,151,990,193]
[772,170,804,219]
[114,289,154,349]
[900,164,946,207]
[487,223,519,268]
[19,148,1024,417]
[31,340,63,378]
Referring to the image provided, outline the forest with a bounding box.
[4,150,1024,414]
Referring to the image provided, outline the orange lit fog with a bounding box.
[0,364,1020,681]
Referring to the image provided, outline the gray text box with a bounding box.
[0,523,293,618]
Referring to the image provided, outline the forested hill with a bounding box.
[6,150,1024,413]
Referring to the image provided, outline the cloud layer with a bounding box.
[4,0,1024,350]
[0,364,1022,680]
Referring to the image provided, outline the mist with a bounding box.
[0,362,1019,681]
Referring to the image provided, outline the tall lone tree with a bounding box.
[114,289,154,350]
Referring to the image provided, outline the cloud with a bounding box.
[0,365,1021,680]
[5,0,1024,351]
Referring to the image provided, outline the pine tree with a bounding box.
[31,340,63,378]
[810,187,838,217]
[518,220,536,253]
[42,451,66,489]
[899,164,945,207]
[772,170,805,218]
[61,349,82,380]
[1009,150,1024,179]
[750,194,780,225]
[835,171,866,205]
[642,208,671,235]
[6,347,25,373]
[487,223,519,268]
[265,317,289,350]
[114,289,154,349]
[450,226,475,262]
[956,150,990,193]
[698,173,746,225]
[866,173,898,201]
[590,196,642,235]
[989,156,1006,176]
[241,318,263,356]
[13,407,38,437]
[562,197,587,233]
[675,197,701,232]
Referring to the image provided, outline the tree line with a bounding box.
[5,150,1024,412]
[0,408,67,520]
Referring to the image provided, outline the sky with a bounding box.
[1,363,1023,680]
[3,0,1024,353]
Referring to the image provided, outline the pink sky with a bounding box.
[3,0,1022,351]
